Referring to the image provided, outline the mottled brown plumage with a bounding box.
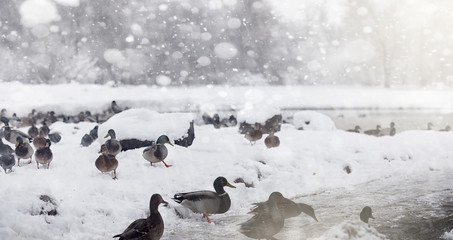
[264,132,280,148]
[95,145,118,179]
[35,139,53,169]
[245,123,263,145]
[15,136,34,167]
[113,194,168,240]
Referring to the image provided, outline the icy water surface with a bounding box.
[164,170,453,240]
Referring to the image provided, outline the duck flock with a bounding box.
[0,100,399,240]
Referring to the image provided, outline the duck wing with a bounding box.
[113,218,148,240]
[173,190,222,214]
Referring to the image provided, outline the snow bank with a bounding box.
[443,229,453,240]
[98,108,194,141]
[293,110,336,130]
[311,219,387,240]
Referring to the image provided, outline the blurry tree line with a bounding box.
[0,0,452,87]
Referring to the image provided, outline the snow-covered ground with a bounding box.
[1,83,453,239]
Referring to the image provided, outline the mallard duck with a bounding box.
[48,132,62,143]
[39,121,50,137]
[347,125,361,133]
[264,132,280,148]
[380,122,396,136]
[143,135,173,168]
[172,176,236,223]
[96,144,119,179]
[46,111,58,124]
[364,125,381,136]
[28,121,39,139]
[33,129,47,149]
[113,194,168,240]
[111,100,124,114]
[239,192,285,240]
[440,125,451,132]
[1,117,32,144]
[0,138,15,173]
[102,129,122,156]
[81,125,98,147]
[360,206,374,223]
[35,139,53,169]
[249,192,317,221]
[15,136,34,167]
[245,123,263,145]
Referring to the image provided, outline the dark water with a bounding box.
[164,170,453,240]
[280,170,453,240]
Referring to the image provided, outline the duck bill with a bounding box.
[370,214,375,219]
[104,133,110,138]
[15,142,19,147]
[161,200,169,207]
[226,182,236,188]
[168,141,174,146]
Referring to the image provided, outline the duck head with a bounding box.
[15,136,24,147]
[156,135,174,146]
[105,129,117,139]
[360,206,374,223]
[45,139,52,148]
[213,176,236,194]
[149,194,169,212]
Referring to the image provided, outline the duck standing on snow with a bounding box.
[27,121,39,139]
[0,137,15,173]
[360,206,375,223]
[364,125,381,136]
[33,129,47,149]
[1,117,32,144]
[113,194,168,240]
[245,123,263,145]
[39,121,50,137]
[102,129,122,156]
[172,176,236,223]
[95,144,119,179]
[35,139,53,169]
[143,135,173,168]
[239,192,285,240]
[264,131,280,148]
[15,136,34,167]
[248,192,318,222]
[347,125,361,133]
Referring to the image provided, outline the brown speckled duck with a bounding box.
[95,144,119,179]
[264,132,280,148]
[172,176,236,223]
[15,136,34,167]
[347,125,361,133]
[113,194,168,240]
[35,139,53,169]
[364,125,381,136]
[27,121,39,139]
[245,123,263,145]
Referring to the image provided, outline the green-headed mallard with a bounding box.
[15,136,34,167]
[111,100,123,114]
[113,194,168,240]
[360,206,375,223]
[102,129,122,156]
[347,125,361,133]
[0,138,15,173]
[264,132,280,148]
[364,125,381,136]
[172,176,236,223]
[96,144,119,179]
[28,121,39,139]
[35,139,53,169]
[143,135,173,168]
[1,117,32,144]
[245,123,263,145]
[249,192,318,222]
[239,192,285,240]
